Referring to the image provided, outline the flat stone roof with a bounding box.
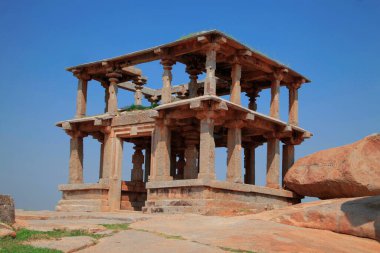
[66,30,310,84]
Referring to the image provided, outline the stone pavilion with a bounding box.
[56,30,312,214]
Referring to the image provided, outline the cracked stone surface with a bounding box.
[26,236,96,253]
[78,229,225,253]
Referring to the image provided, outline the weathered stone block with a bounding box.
[0,195,15,225]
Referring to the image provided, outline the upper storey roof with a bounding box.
[66,30,310,89]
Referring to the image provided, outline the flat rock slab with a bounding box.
[16,218,123,232]
[78,229,225,253]
[26,236,96,253]
[129,214,380,253]
[251,196,380,242]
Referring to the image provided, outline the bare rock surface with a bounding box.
[26,236,96,253]
[0,228,16,238]
[78,229,225,253]
[15,210,149,232]
[15,210,380,253]
[284,134,380,198]
[129,214,380,253]
[252,196,380,241]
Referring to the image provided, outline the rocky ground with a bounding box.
[3,207,378,253]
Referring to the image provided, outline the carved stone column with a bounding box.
[186,58,203,98]
[144,145,151,182]
[226,120,244,183]
[161,58,175,104]
[131,145,144,182]
[244,145,256,185]
[246,87,261,111]
[288,79,303,126]
[68,131,85,184]
[230,60,242,105]
[107,136,123,211]
[204,43,220,95]
[184,132,199,179]
[133,76,147,106]
[266,135,280,189]
[106,71,122,114]
[74,72,90,118]
[282,144,295,187]
[197,111,216,180]
[150,118,172,181]
[270,69,287,119]
[177,151,185,179]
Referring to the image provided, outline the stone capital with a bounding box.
[271,68,288,82]
[202,42,221,52]
[160,58,176,69]
[72,69,91,81]
[287,78,305,90]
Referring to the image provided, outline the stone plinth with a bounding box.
[56,183,110,212]
[0,195,15,224]
[143,179,301,215]
[56,181,147,212]
[121,181,147,211]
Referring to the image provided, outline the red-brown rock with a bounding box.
[284,134,380,198]
[253,196,380,242]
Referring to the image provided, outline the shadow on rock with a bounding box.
[341,196,380,242]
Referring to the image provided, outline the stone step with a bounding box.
[56,199,109,212]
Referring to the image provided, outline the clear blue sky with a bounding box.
[0,0,379,210]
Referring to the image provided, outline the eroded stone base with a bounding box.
[56,181,147,212]
[143,179,301,215]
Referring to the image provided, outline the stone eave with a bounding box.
[66,30,310,83]
[154,95,313,137]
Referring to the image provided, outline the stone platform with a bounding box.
[56,181,147,212]
[143,179,301,215]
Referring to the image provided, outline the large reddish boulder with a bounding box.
[253,196,380,242]
[284,134,380,199]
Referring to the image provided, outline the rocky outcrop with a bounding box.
[0,222,16,238]
[284,134,380,198]
[253,196,380,242]
[0,195,15,224]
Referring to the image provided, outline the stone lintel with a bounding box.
[146,179,300,199]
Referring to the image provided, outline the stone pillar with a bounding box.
[184,144,198,179]
[144,145,151,182]
[198,113,216,180]
[204,44,219,95]
[270,69,287,119]
[150,119,172,181]
[133,76,146,106]
[266,136,280,189]
[107,136,123,211]
[177,151,185,179]
[75,76,89,118]
[288,81,302,126]
[106,72,122,114]
[131,145,144,182]
[244,147,255,185]
[246,88,261,111]
[170,152,177,177]
[68,133,84,184]
[226,121,243,183]
[230,62,242,105]
[186,66,202,99]
[161,59,175,104]
[99,142,105,179]
[282,144,294,187]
